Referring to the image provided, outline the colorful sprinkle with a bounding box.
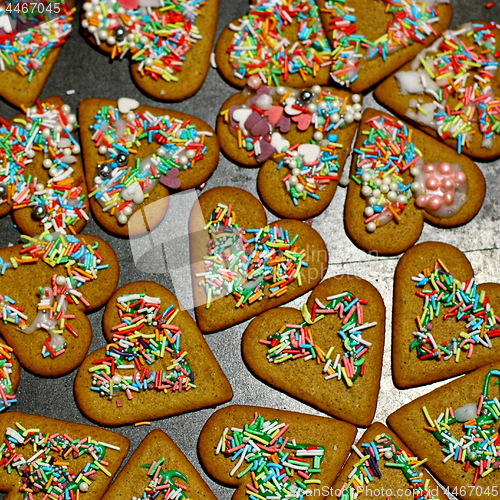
[198,204,308,309]
[0,342,16,411]
[424,369,500,484]
[336,433,439,499]
[90,293,195,401]
[260,290,376,386]
[216,412,325,499]
[136,464,189,500]
[81,0,205,83]
[411,261,500,362]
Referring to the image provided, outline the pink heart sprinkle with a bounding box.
[160,168,181,189]
[264,106,284,127]
[119,0,139,8]
[292,113,312,132]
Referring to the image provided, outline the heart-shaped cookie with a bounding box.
[0,232,119,377]
[80,0,219,101]
[0,96,88,236]
[214,0,332,89]
[78,98,219,237]
[393,241,500,389]
[0,338,20,412]
[345,109,485,256]
[316,0,452,93]
[101,429,217,500]
[242,275,385,427]
[330,422,448,500]
[218,82,362,219]
[74,281,232,426]
[387,363,500,500]
[198,405,357,500]
[375,22,500,160]
[190,187,328,333]
[0,1,75,108]
[0,411,129,499]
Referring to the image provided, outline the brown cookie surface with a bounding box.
[102,429,217,500]
[0,233,119,377]
[74,281,232,426]
[317,0,452,93]
[375,22,500,160]
[198,404,356,500]
[345,108,485,256]
[242,275,385,427]
[190,187,328,333]
[387,364,500,500]
[392,241,500,388]
[78,98,219,237]
[0,411,129,499]
[81,0,219,101]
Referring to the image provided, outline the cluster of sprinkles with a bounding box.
[224,77,362,205]
[324,0,446,87]
[336,433,439,500]
[0,342,16,411]
[81,0,204,84]
[216,412,325,499]
[411,260,500,362]
[0,231,108,358]
[198,204,308,309]
[89,293,195,404]
[397,22,500,152]
[224,0,332,84]
[260,290,376,387]
[135,464,189,500]
[0,1,73,78]
[0,422,120,497]
[0,101,85,233]
[353,115,468,233]
[423,369,500,484]
[89,98,211,225]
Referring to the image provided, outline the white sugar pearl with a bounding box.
[55,125,63,133]
[145,57,154,66]
[372,189,381,198]
[361,172,372,182]
[43,128,51,137]
[397,195,407,204]
[353,112,362,121]
[361,186,372,197]
[123,206,133,216]
[292,168,301,176]
[313,131,323,141]
[140,36,149,45]
[35,183,45,192]
[126,111,136,122]
[187,149,196,159]
[390,182,399,191]
[387,191,397,202]
[88,25,97,34]
[98,145,108,155]
[63,148,72,156]
[94,176,102,184]
[311,85,321,95]
[352,94,361,103]
[61,104,71,114]
[49,167,58,177]
[83,2,93,11]
[68,114,77,124]
[374,178,382,187]
[368,196,377,206]
[107,36,116,46]
[353,103,362,112]
[111,375,122,384]
[72,145,81,155]
[364,206,374,217]
[117,214,128,225]
[177,155,188,166]
[296,183,305,193]
[411,182,422,192]
[307,103,317,113]
[81,19,89,28]
[127,33,135,41]
[366,222,377,232]
[289,175,298,186]
[344,113,354,124]
[156,147,166,157]
[99,29,108,40]
[56,275,66,286]
[381,176,391,185]
[26,150,36,158]
[380,184,389,194]
[331,113,340,123]
[79,482,89,492]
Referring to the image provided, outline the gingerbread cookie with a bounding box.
[81,0,220,101]
[0,2,75,108]
[0,96,88,236]
[198,405,357,500]
[0,338,19,412]
[392,241,500,389]
[242,275,385,427]
[214,0,332,89]
[0,411,129,499]
[102,429,217,500]
[375,22,500,160]
[0,232,119,377]
[78,97,219,237]
[74,281,232,426]
[387,363,500,500]
[317,0,452,93]
[344,109,485,256]
[218,80,362,219]
[329,422,447,499]
[190,186,328,333]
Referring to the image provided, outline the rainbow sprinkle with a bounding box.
[216,412,325,499]
[90,293,195,402]
[0,101,85,233]
[224,0,332,84]
[198,204,308,309]
[260,290,376,386]
[0,422,118,497]
[0,342,16,411]
[424,369,500,485]
[325,0,446,86]
[137,463,189,500]
[336,433,439,499]
[89,103,210,225]
[0,1,73,78]
[398,22,500,152]
[82,0,205,83]
[411,261,500,362]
